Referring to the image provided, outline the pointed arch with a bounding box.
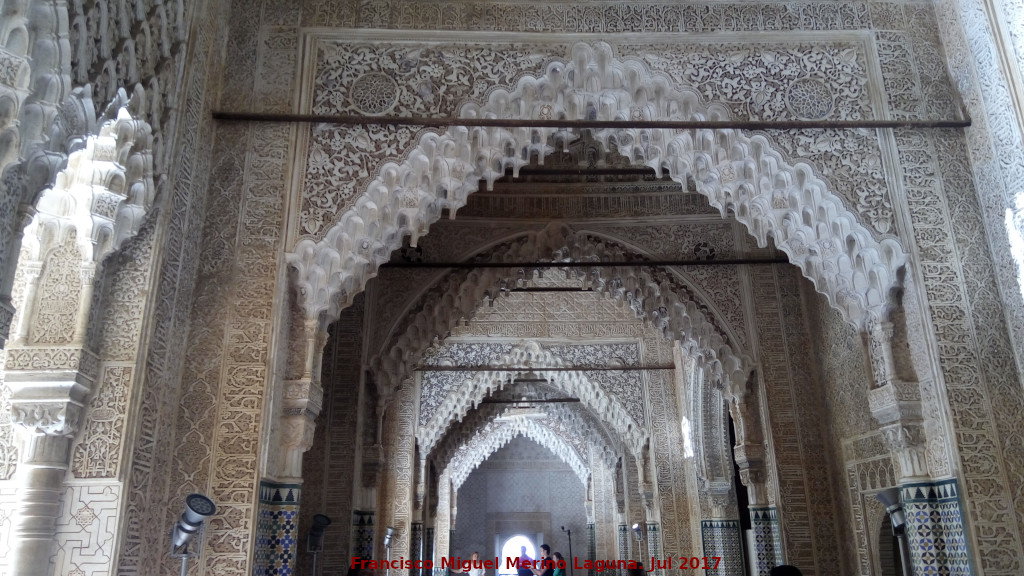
[288,41,908,331]
[441,415,590,491]
[372,224,752,401]
[417,341,646,457]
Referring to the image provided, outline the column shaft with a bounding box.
[9,435,71,576]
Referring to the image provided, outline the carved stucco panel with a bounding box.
[897,128,1024,573]
[30,242,84,345]
[0,350,17,482]
[299,35,881,242]
[119,1,233,574]
[648,368,695,558]
[750,264,841,573]
[379,381,418,558]
[767,128,894,237]
[933,0,1024,409]
[70,365,133,479]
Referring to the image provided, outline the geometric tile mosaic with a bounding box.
[254,481,302,576]
[352,510,375,560]
[900,479,972,576]
[749,508,783,576]
[700,519,743,576]
[412,522,423,575]
[646,522,661,576]
[424,527,434,576]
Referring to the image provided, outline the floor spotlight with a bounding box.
[308,514,332,575]
[170,493,216,576]
[631,523,643,543]
[385,527,397,576]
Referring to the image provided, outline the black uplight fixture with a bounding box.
[170,493,216,576]
[308,514,332,575]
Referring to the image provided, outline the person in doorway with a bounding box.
[517,546,534,576]
[531,544,555,576]
[551,552,566,576]
[769,566,803,576]
[460,552,486,576]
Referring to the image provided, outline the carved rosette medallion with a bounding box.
[350,72,399,115]
[785,78,835,120]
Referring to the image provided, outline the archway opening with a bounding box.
[877,513,904,576]
[452,437,585,576]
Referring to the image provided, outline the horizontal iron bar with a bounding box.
[383,257,788,269]
[504,287,594,292]
[480,398,581,404]
[213,111,971,130]
[513,167,658,175]
[414,366,675,372]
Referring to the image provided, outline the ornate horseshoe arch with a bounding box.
[440,415,591,491]
[288,41,908,331]
[429,390,623,476]
[417,341,647,457]
[372,224,753,401]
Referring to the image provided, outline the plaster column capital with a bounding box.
[879,421,930,481]
[5,371,92,438]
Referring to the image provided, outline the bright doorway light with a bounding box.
[499,535,536,576]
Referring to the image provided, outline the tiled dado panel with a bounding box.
[254,481,302,576]
[901,479,971,575]
[699,520,743,576]
[352,510,375,559]
[749,508,783,576]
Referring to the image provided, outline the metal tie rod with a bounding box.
[213,111,971,130]
[382,257,788,269]
[481,398,582,404]
[414,366,676,372]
